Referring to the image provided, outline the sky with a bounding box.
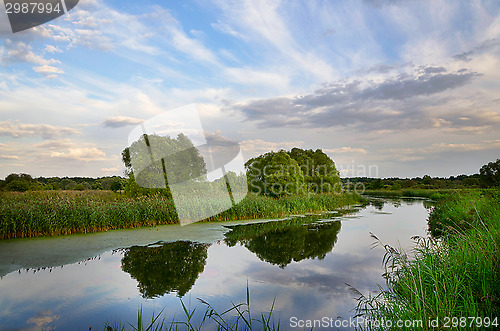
[0,0,500,179]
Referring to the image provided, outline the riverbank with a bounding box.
[362,188,455,200]
[360,189,500,328]
[0,190,364,239]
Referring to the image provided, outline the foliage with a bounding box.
[245,148,340,197]
[122,133,207,195]
[2,173,37,192]
[479,158,500,187]
[245,149,304,197]
[289,147,341,193]
[121,241,209,298]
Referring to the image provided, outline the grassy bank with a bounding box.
[362,188,454,200]
[0,190,364,239]
[358,190,500,329]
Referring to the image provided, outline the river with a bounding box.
[0,197,432,330]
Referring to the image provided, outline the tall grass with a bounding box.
[0,190,364,239]
[362,189,454,200]
[104,284,280,331]
[354,190,500,330]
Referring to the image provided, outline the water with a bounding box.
[0,198,432,330]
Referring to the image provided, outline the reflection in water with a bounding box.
[224,216,341,268]
[121,241,210,298]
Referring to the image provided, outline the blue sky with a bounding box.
[1,0,500,178]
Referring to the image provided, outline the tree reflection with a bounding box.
[224,217,341,268]
[121,241,210,298]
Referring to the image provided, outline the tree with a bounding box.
[3,173,36,192]
[122,134,207,196]
[245,150,304,196]
[479,159,500,187]
[245,148,340,196]
[60,178,76,190]
[289,148,341,193]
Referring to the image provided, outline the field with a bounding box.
[0,190,364,239]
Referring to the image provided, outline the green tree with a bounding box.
[479,159,500,187]
[121,241,210,298]
[245,150,304,196]
[288,148,341,193]
[122,134,207,196]
[110,179,123,192]
[3,173,37,192]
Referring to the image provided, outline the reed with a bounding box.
[104,284,280,331]
[0,190,364,239]
[354,190,500,330]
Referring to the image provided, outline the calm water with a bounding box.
[0,198,432,330]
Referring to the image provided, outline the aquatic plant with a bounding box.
[0,190,364,239]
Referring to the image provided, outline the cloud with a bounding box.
[324,147,368,154]
[36,139,107,162]
[0,155,20,160]
[102,116,144,128]
[48,148,106,162]
[231,66,480,131]
[44,45,62,53]
[1,40,60,65]
[0,121,79,139]
[211,0,336,81]
[33,64,65,78]
[240,139,304,159]
[453,39,500,62]
[382,140,500,162]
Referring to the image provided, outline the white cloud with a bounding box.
[33,65,64,78]
[240,139,303,159]
[1,40,60,65]
[48,147,106,161]
[102,116,144,128]
[324,147,368,154]
[0,121,79,139]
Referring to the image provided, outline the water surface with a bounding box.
[0,198,431,330]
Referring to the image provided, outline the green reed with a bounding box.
[354,190,500,330]
[0,190,364,239]
[104,283,280,331]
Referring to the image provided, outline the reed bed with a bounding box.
[355,190,500,330]
[362,188,454,200]
[0,190,364,239]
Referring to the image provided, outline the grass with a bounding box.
[104,284,280,331]
[354,190,500,330]
[0,190,364,239]
[362,188,456,200]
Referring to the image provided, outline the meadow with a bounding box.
[0,190,364,239]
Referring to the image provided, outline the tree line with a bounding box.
[2,138,499,194]
[0,173,127,192]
